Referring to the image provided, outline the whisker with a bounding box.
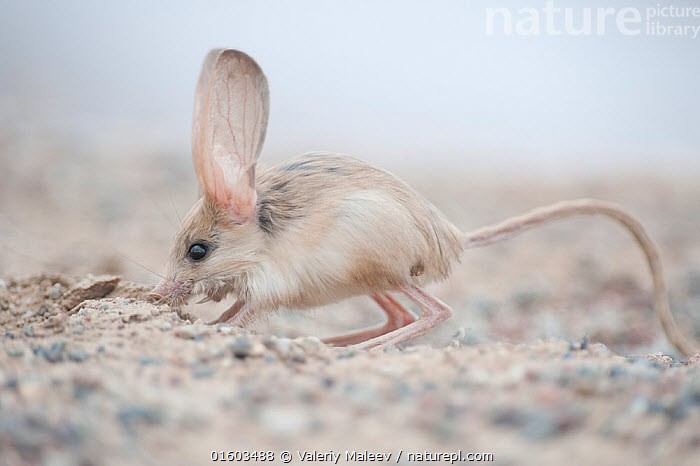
[169,191,183,226]
[120,255,164,279]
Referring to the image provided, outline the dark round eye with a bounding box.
[187,243,209,261]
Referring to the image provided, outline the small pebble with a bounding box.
[174,324,208,340]
[139,357,163,366]
[289,346,307,364]
[579,335,590,350]
[42,341,67,363]
[118,405,164,433]
[43,314,66,329]
[608,366,627,378]
[7,347,24,358]
[49,283,63,299]
[522,411,558,440]
[336,349,357,359]
[293,336,324,354]
[68,349,90,362]
[233,336,270,356]
[491,406,584,440]
[23,325,35,337]
[626,396,650,416]
[229,336,253,358]
[265,337,292,358]
[160,322,172,331]
[72,324,85,335]
[647,399,667,415]
[250,342,266,357]
[4,377,18,390]
[72,376,101,400]
[491,406,528,427]
[216,324,235,335]
[122,310,151,323]
[451,327,482,346]
[192,365,215,378]
[665,398,688,421]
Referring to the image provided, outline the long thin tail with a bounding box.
[462,198,698,357]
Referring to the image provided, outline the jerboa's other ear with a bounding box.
[192,49,270,223]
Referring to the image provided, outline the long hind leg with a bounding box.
[323,293,416,346]
[353,285,453,350]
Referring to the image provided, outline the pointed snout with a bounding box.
[148,280,168,303]
[147,277,194,306]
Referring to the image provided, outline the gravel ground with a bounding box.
[1,272,700,466]
[2,140,700,464]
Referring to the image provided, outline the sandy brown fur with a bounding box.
[257,152,464,275]
[156,152,464,315]
[252,153,464,303]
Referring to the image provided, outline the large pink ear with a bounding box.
[192,48,224,181]
[192,49,270,223]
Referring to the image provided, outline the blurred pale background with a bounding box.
[2,0,698,176]
[0,0,699,348]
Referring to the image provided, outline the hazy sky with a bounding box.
[1,0,698,175]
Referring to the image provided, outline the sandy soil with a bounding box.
[2,140,700,465]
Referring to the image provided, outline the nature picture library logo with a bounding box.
[485,1,700,37]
